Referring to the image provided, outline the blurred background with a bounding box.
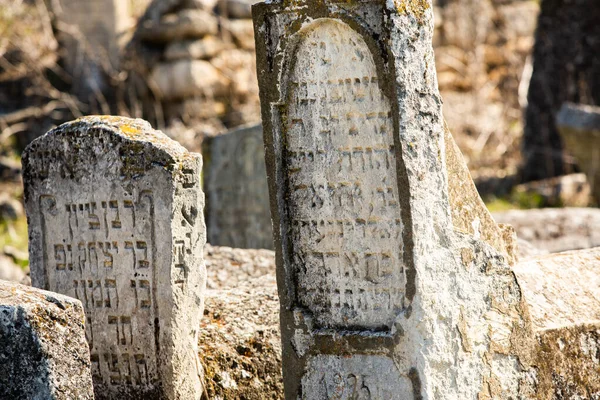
[0,0,598,280]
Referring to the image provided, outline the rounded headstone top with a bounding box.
[24,115,195,163]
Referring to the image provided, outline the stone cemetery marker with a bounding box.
[254,1,530,398]
[557,102,600,204]
[0,279,94,400]
[203,123,273,249]
[23,116,206,400]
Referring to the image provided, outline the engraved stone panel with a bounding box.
[203,123,274,249]
[23,116,206,400]
[302,355,412,399]
[285,20,405,330]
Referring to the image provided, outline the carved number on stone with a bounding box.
[322,373,372,400]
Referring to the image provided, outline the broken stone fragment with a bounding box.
[0,279,94,400]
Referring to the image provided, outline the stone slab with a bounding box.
[22,116,207,400]
[493,207,600,254]
[0,279,94,400]
[203,123,273,250]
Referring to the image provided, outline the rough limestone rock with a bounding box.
[205,244,275,289]
[445,123,516,264]
[557,103,600,204]
[254,2,532,398]
[200,245,281,398]
[164,36,230,61]
[512,173,592,208]
[0,279,94,399]
[514,248,600,397]
[200,274,283,399]
[493,208,600,254]
[0,254,26,283]
[138,9,219,43]
[203,123,273,250]
[22,116,207,400]
[523,0,600,181]
[150,59,230,100]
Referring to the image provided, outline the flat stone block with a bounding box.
[0,279,94,400]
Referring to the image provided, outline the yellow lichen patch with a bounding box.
[119,124,142,137]
[395,0,430,25]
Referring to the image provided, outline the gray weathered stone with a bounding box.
[22,116,207,400]
[514,247,600,397]
[150,59,230,100]
[203,123,273,250]
[164,36,230,61]
[557,103,600,204]
[138,9,219,43]
[0,279,94,399]
[0,254,26,283]
[493,207,600,254]
[254,3,530,398]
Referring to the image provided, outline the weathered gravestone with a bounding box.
[254,1,533,398]
[203,123,274,249]
[50,0,130,97]
[22,116,207,400]
[0,279,94,400]
[557,103,600,205]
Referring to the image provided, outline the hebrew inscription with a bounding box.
[23,116,207,399]
[285,20,405,330]
[40,191,159,388]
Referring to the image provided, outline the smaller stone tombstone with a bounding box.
[0,279,94,400]
[23,116,206,400]
[203,123,274,249]
[557,102,600,204]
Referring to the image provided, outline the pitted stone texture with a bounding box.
[514,248,600,397]
[22,116,206,400]
[254,2,531,399]
[0,279,94,400]
[203,123,273,250]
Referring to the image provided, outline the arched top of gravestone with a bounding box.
[22,116,199,185]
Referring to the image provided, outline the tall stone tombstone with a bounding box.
[254,1,530,398]
[22,116,206,400]
[203,123,274,250]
